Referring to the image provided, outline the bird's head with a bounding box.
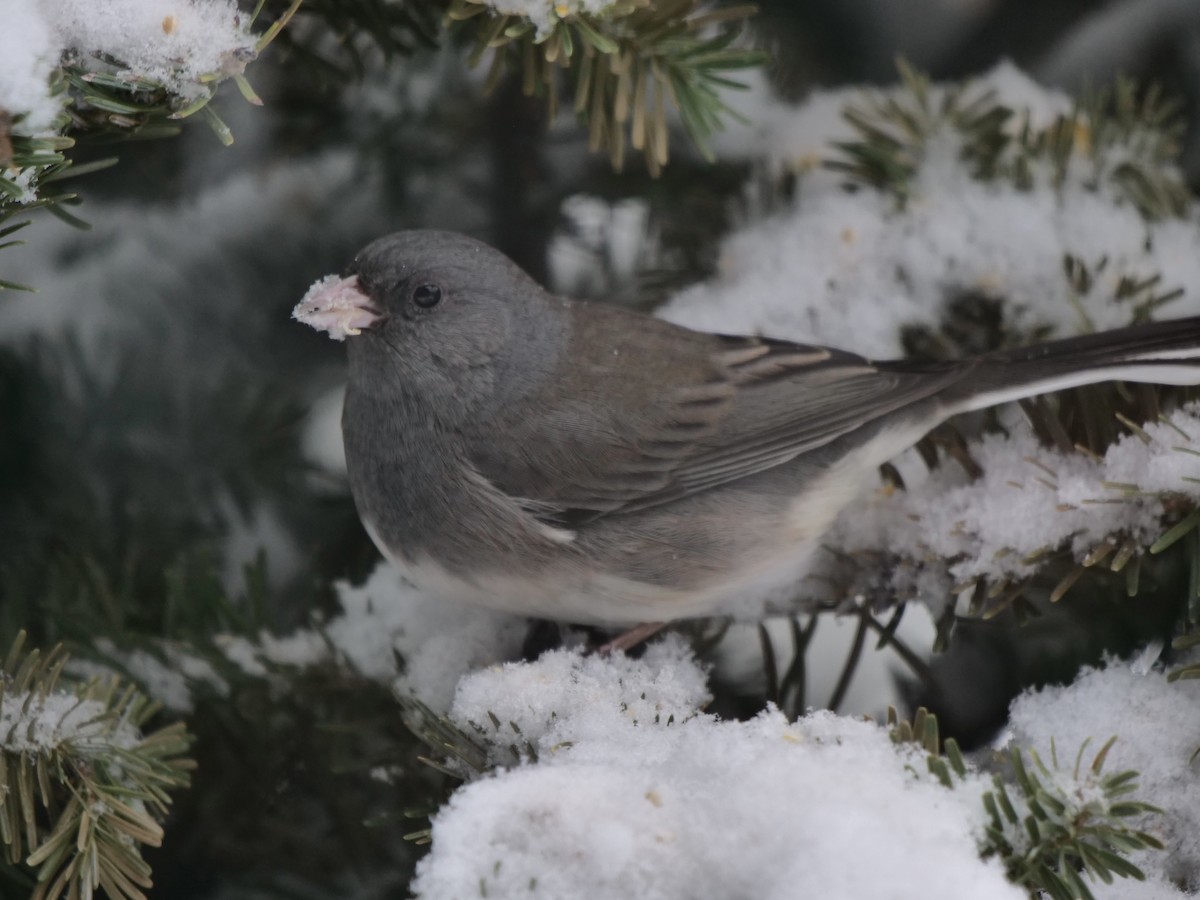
[295,230,567,416]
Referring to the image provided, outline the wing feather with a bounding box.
[467,304,968,520]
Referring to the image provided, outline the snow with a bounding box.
[216,563,528,711]
[300,385,348,477]
[0,1,59,134]
[661,62,1200,358]
[802,404,1200,608]
[844,405,1200,580]
[331,564,529,709]
[1007,656,1200,890]
[450,636,711,766]
[548,195,653,298]
[660,175,1200,358]
[714,63,1073,178]
[1,0,255,137]
[0,686,135,754]
[1090,874,1196,900]
[485,0,613,37]
[412,640,1022,900]
[293,275,383,341]
[79,637,230,713]
[219,498,303,595]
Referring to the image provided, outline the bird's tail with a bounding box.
[928,315,1200,414]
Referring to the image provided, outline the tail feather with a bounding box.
[933,315,1200,413]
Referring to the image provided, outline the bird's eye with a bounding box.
[412,283,442,309]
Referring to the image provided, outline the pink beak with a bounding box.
[292,275,385,341]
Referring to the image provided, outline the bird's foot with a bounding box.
[596,621,668,655]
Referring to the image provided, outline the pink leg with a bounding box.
[596,621,668,655]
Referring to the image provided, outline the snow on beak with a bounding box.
[292,275,386,341]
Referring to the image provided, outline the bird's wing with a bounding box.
[468,303,968,520]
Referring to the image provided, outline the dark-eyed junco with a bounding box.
[294,230,1200,625]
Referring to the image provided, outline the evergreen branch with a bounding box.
[828,63,1188,221]
[890,708,1162,898]
[975,399,1200,615]
[390,693,497,846]
[0,331,314,649]
[1061,253,1186,327]
[1166,631,1200,683]
[0,632,194,900]
[0,2,302,290]
[447,0,766,175]
[983,739,1163,899]
[853,256,1200,620]
[887,706,969,788]
[398,693,515,779]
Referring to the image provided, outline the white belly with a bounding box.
[363,509,828,625]
[356,422,919,624]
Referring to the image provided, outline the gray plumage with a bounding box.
[321,230,1200,624]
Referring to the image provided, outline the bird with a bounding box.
[294,229,1200,630]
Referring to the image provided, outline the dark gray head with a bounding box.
[341,230,567,419]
